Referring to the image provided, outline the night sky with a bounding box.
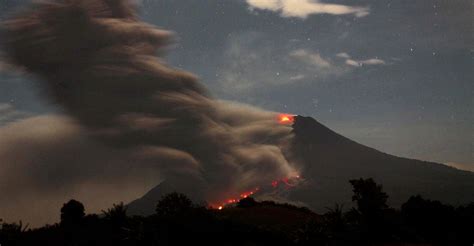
[0,0,473,170]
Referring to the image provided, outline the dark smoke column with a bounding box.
[1,0,296,203]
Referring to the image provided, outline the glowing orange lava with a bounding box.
[278,114,295,125]
[214,174,301,210]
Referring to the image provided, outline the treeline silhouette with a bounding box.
[1,178,473,245]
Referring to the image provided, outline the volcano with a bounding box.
[287,116,474,211]
[128,116,474,215]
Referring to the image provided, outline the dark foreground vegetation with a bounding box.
[1,178,473,246]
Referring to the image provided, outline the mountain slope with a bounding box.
[128,116,474,215]
[288,116,474,211]
[127,178,208,216]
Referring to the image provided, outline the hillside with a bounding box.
[288,116,474,211]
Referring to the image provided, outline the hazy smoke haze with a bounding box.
[0,0,296,226]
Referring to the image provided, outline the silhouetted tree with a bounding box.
[349,178,391,242]
[294,218,327,245]
[237,197,257,208]
[455,202,474,244]
[102,202,127,227]
[155,192,193,217]
[401,195,457,243]
[324,203,345,234]
[0,220,28,245]
[350,178,388,215]
[60,199,85,226]
[1,183,473,246]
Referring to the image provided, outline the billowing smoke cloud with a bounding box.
[0,0,296,225]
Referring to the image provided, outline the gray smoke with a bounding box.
[0,0,296,225]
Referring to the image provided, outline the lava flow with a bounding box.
[278,114,295,125]
[215,174,301,210]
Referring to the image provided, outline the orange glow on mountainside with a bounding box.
[214,174,301,210]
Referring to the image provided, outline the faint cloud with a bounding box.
[346,58,385,67]
[247,0,280,11]
[217,34,351,95]
[289,49,350,76]
[217,40,388,96]
[246,0,369,19]
[290,49,331,68]
[336,52,350,59]
[289,74,305,81]
[337,52,386,67]
[345,59,360,67]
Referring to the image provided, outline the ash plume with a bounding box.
[0,0,296,224]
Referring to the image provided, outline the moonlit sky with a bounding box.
[0,0,473,170]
